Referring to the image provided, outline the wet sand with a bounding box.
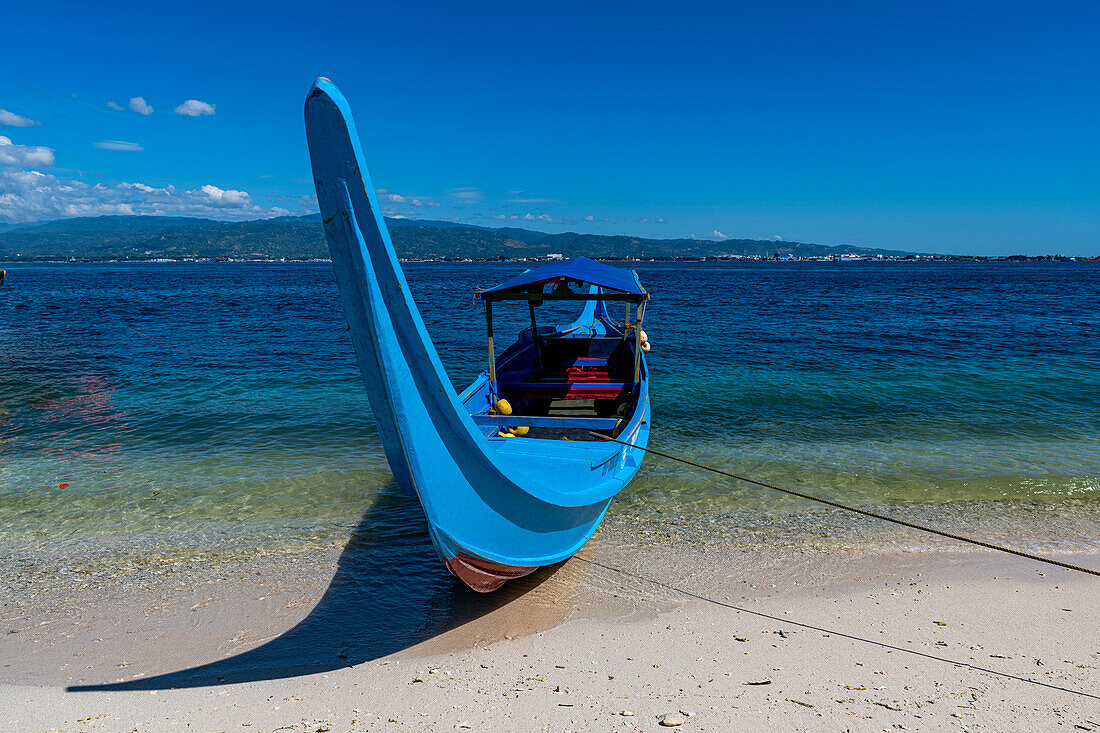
[2,530,1098,732]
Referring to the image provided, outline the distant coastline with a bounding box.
[0,213,913,262]
[2,254,1094,264]
[0,214,1093,262]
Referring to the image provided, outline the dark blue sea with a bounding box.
[2,261,1099,566]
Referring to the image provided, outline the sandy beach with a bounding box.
[3,535,1097,732]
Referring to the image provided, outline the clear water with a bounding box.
[2,261,1099,565]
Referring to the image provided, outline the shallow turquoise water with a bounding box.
[1,261,1098,562]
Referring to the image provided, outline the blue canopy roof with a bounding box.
[480,256,647,300]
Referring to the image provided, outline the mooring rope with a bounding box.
[589,432,1100,578]
[126,327,198,360]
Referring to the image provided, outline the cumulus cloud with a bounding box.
[583,214,595,222]
[128,97,154,115]
[199,184,250,206]
[0,136,55,168]
[771,234,783,241]
[375,188,438,212]
[377,190,407,204]
[0,169,287,223]
[174,99,216,117]
[94,140,144,151]
[0,109,41,127]
[710,230,731,240]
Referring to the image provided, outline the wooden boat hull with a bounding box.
[305,78,648,591]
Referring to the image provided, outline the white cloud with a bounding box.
[128,97,154,115]
[0,136,55,167]
[507,197,554,203]
[199,184,250,206]
[94,140,144,151]
[427,201,441,207]
[583,214,595,222]
[375,188,439,212]
[447,186,483,204]
[771,234,783,241]
[710,230,731,240]
[106,101,124,111]
[657,217,667,224]
[0,109,41,127]
[522,213,555,223]
[174,99,216,117]
[0,169,287,223]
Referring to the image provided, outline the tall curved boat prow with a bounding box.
[304,78,651,592]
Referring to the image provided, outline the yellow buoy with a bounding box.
[641,341,651,353]
[493,398,512,416]
[639,330,648,343]
[497,430,515,438]
[507,426,530,437]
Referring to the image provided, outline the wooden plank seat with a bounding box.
[499,378,631,401]
[525,367,613,383]
[472,414,619,430]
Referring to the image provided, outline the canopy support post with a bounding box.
[528,301,543,371]
[633,304,643,384]
[623,303,631,341]
[486,301,497,396]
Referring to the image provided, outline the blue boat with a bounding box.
[304,79,651,591]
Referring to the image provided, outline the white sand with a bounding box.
[2,546,1097,732]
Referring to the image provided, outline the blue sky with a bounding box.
[2,1,1098,254]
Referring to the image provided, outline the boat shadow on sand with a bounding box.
[68,482,574,692]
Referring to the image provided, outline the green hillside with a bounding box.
[0,215,919,261]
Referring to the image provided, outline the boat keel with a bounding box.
[445,552,537,593]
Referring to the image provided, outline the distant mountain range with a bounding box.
[0,214,921,260]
